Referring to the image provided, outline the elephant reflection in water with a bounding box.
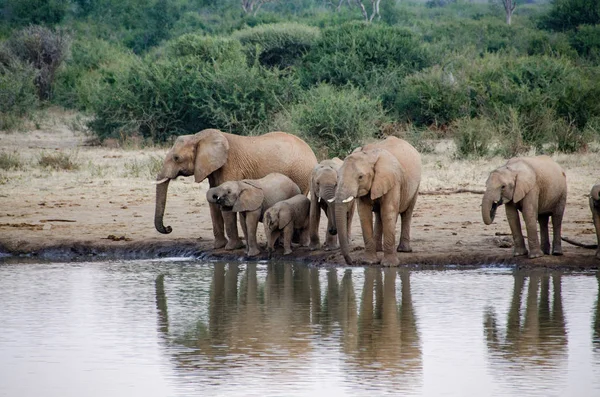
[594,271,600,352]
[484,271,567,380]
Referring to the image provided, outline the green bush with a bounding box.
[278,84,385,158]
[53,38,136,109]
[393,65,471,126]
[299,21,431,87]
[232,23,320,68]
[165,34,246,64]
[569,24,600,60]
[0,60,39,130]
[540,0,600,32]
[452,117,495,159]
[89,57,299,142]
[4,25,71,100]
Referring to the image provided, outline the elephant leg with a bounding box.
[224,211,244,250]
[299,226,310,247]
[358,199,378,264]
[381,206,400,267]
[309,197,321,250]
[551,208,564,256]
[592,200,600,259]
[325,205,338,251]
[374,211,383,252]
[267,229,281,256]
[346,202,355,245]
[283,223,294,255]
[397,195,417,253]
[521,199,543,259]
[209,203,228,249]
[506,204,527,257]
[538,214,551,255]
[245,210,261,257]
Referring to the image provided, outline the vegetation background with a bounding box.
[1,0,600,159]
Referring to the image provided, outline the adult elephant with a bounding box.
[592,184,600,260]
[154,129,317,249]
[482,156,567,259]
[332,137,421,266]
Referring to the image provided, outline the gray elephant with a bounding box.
[592,184,600,260]
[308,158,355,251]
[154,129,317,250]
[206,173,301,257]
[332,137,422,267]
[264,194,310,256]
[482,155,567,259]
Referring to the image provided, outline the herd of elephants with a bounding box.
[152,129,600,266]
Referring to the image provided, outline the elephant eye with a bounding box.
[501,184,506,189]
[358,174,364,180]
[173,154,180,162]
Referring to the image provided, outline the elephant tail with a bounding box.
[561,236,598,249]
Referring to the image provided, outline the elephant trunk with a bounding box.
[327,202,337,236]
[154,178,173,234]
[319,185,336,202]
[320,185,337,235]
[335,203,353,265]
[482,191,500,226]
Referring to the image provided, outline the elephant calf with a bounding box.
[482,155,567,259]
[206,173,301,257]
[264,194,310,256]
[591,184,600,260]
[309,158,355,251]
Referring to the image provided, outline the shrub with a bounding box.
[89,57,299,142]
[5,25,71,100]
[569,24,600,60]
[452,117,496,159]
[53,38,136,109]
[0,151,24,170]
[299,21,431,87]
[165,34,246,64]
[0,60,39,130]
[279,84,385,158]
[232,23,320,68]
[37,151,80,171]
[540,0,600,32]
[393,65,471,126]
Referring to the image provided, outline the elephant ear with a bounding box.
[194,129,230,183]
[278,206,293,229]
[512,163,535,203]
[371,150,402,200]
[232,182,264,212]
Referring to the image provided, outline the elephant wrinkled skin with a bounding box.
[154,129,317,250]
[333,137,422,267]
[482,155,567,259]
[206,173,301,257]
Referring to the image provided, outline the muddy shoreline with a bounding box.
[1,238,598,270]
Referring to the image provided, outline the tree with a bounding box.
[241,0,279,15]
[501,0,517,25]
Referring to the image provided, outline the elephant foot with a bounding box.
[381,254,399,267]
[513,247,528,257]
[309,242,320,251]
[397,242,412,253]
[542,245,551,255]
[247,247,261,257]
[225,239,245,250]
[283,248,292,255]
[552,246,563,256]
[528,249,544,259]
[214,238,228,249]
[595,250,600,260]
[324,243,339,251]
[362,252,380,265]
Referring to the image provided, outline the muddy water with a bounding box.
[0,261,599,397]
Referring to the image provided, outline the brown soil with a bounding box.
[1,110,598,269]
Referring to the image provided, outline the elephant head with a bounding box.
[482,162,535,225]
[264,205,292,232]
[592,184,600,209]
[332,149,402,264]
[154,129,229,234]
[206,181,264,213]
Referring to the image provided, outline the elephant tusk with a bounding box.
[327,198,335,203]
[342,196,354,203]
[151,177,169,185]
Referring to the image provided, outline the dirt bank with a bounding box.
[1,110,598,269]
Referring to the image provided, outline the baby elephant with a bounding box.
[264,194,310,256]
[206,173,301,257]
[482,155,567,259]
[591,184,600,260]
